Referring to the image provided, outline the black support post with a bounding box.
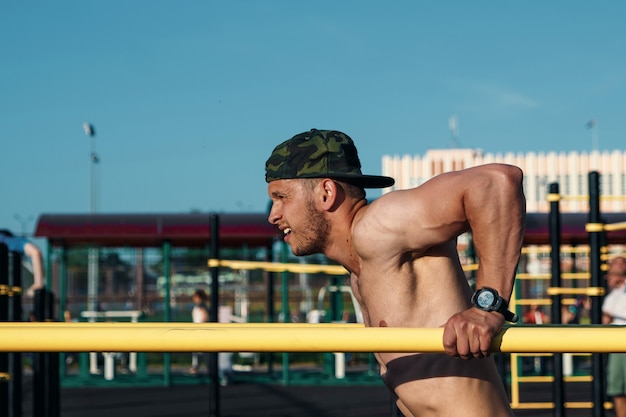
[588,171,606,417]
[0,243,9,417]
[208,213,221,417]
[548,182,565,417]
[8,251,22,417]
[33,288,60,417]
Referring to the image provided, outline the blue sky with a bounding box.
[2,1,625,237]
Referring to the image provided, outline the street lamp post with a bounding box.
[13,213,34,236]
[586,119,599,170]
[586,118,599,151]
[83,123,99,314]
[84,123,99,213]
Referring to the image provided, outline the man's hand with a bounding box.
[442,307,505,359]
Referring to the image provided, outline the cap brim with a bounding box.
[326,174,395,189]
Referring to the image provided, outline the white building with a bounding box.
[382,149,626,213]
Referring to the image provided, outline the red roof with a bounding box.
[34,211,626,248]
[523,212,626,245]
[34,213,279,248]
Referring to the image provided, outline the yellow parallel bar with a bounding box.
[586,223,605,233]
[518,375,593,383]
[561,272,591,280]
[546,194,626,202]
[516,298,552,306]
[0,285,22,296]
[33,322,364,328]
[1,323,626,353]
[605,222,626,232]
[512,402,596,410]
[207,259,348,275]
[585,222,626,233]
[546,287,605,296]
[515,273,551,280]
[207,259,479,274]
[512,402,555,410]
[546,193,560,202]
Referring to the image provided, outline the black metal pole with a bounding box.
[46,289,60,417]
[0,243,9,417]
[209,213,220,417]
[8,251,22,417]
[33,289,45,417]
[548,182,565,417]
[588,171,605,417]
[266,241,275,376]
[33,288,60,417]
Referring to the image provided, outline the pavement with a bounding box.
[19,376,616,417]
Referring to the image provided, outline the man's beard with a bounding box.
[291,203,330,256]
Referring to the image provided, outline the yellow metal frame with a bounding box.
[1,323,626,353]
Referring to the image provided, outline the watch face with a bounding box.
[476,290,495,308]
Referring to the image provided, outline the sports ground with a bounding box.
[20,376,613,417]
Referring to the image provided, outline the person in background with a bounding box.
[577,295,592,325]
[0,229,45,295]
[602,256,626,417]
[606,258,626,291]
[523,304,549,325]
[189,288,209,375]
[64,309,78,365]
[522,304,550,375]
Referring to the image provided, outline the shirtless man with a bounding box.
[265,129,525,417]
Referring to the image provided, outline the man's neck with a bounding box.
[323,200,368,275]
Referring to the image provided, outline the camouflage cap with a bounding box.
[265,129,395,188]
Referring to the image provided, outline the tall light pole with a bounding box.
[587,119,599,152]
[586,119,599,170]
[449,115,459,148]
[83,122,99,213]
[13,213,34,236]
[83,122,99,315]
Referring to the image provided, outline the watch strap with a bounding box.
[472,287,519,323]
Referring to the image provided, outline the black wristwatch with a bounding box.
[471,287,518,323]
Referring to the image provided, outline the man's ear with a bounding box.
[318,179,342,211]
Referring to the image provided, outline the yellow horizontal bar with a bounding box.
[584,222,626,233]
[518,376,554,383]
[0,285,22,296]
[207,259,483,274]
[516,273,551,280]
[512,401,608,410]
[80,322,364,328]
[546,287,605,296]
[518,375,593,383]
[1,323,626,353]
[207,259,348,275]
[463,263,479,271]
[547,194,626,202]
[516,272,591,280]
[605,222,626,232]
[560,194,588,201]
[520,246,591,255]
[516,298,552,306]
[546,193,560,202]
[561,272,591,280]
[511,402,554,409]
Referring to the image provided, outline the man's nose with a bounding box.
[268,204,280,224]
